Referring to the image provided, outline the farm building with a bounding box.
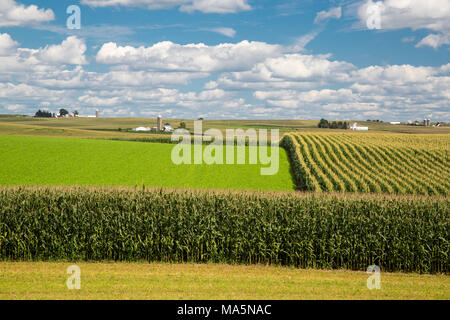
[157,116,163,131]
[163,124,174,132]
[131,116,173,132]
[132,127,151,132]
[349,123,369,131]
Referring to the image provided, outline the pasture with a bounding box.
[0,135,294,191]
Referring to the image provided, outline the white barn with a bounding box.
[132,127,151,132]
[350,123,369,131]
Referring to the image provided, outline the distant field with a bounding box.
[0,116,448,142]
[0,262,448,300]
[282,132,450,195]
[0,135,294,191]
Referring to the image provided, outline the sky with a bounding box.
[0,0,449,121]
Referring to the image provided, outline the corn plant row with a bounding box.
[281,133,449,195]
[338,134,450,183]
[301,135,346,191]
[329,136,398,193]
[306,134,357,192]
[0,187,448,273]
[294,135,333,191]
[307,135,389,193]
[337,134,447,193]
[312,134,368,192]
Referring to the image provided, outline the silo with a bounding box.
[157,115,163,131]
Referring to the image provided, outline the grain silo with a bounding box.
[157,115,163,131]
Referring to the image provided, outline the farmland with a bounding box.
[0,116,449,142]
[0,187,447,274]
[282,132,449,195]
[1,0,449,303]
[0,116,448,300]
[0,135,294,191]
[1,262,448,300]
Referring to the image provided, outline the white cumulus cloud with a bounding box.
[81,0,251,13]
[96,40,282,72]
[357,0,450,48]
[358,0,450,32]
[0,0,54,27]
[0,33,19,56]
[37,36,88,65]
[1,32,449,121]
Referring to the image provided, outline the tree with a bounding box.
[73,110,79,117]
[318,119,351,130]
[318,119,329,128]
[59,109,69,117]
[34,109,52,118]
[179,122,186,129]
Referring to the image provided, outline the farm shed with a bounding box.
[132,127,151,132]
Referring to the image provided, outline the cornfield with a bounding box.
[0,187,448,273]
[281,132,450,195]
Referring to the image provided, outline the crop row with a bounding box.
[0,187,448,273]
[280,133,449,195]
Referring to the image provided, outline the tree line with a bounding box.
[34,109,78,118]
[34,110,54,118]
[318,119,349,129]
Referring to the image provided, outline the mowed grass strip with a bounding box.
[0,262,448,300]
[0,135,294,191]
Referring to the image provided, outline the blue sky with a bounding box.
[0,0,449,121]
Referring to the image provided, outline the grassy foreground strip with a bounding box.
[0,262,448,300]
[0,187,448,273]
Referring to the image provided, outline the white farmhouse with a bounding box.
[163,124,174,132]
